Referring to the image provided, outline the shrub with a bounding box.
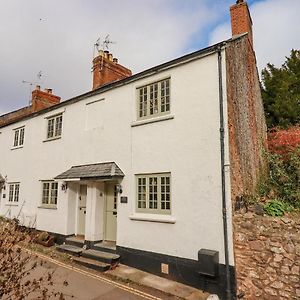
[258,146,300,215]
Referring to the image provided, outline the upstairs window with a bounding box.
[136,173,171,214]
[42,181,58,206]
[13,127,25,147]
[8,183,20,203]
[47,114,63,139]
[137,78,170,120]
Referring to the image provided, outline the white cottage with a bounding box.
[0,1,266,298]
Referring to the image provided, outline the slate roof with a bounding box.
[54,162,124,180]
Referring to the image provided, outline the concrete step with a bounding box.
[82,249,120,264]
[72,256,111,272]
[65,236,84,248]
[93,241,117,254]
[56,244,83,256]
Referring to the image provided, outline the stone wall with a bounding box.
[234,211,300,299]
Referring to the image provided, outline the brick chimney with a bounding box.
[230,0,253,48]
[31,85,61,112]
[92,50,132,90]
[0,85,61,127]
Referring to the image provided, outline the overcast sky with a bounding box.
[0,0,299,115]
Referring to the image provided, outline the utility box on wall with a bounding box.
[198,249,219,277]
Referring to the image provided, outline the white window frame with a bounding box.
[8,182,20,203]
[136,173,171,214]
[41,181,58,207]
[136,78,170,120]
[46,114,63,140]
[13,126,25,148]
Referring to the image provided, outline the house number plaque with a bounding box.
[120,196,128,203]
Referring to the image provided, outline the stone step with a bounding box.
[72,256,111,272]
[93,241,117,254]
[65,236,84,248]
[82,249,120,265]
[56,244,83,256]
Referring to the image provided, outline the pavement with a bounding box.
[106,264,210,300]
[20,248,213,300]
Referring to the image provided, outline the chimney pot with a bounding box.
[99,49,104,57]
[108,53,113,61]
[113,58,118,64]
[104,50,109,59]
[36,85,41,90]
[44,88,52,94]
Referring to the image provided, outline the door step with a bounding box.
[72,256,111,272]
[56,244,120,272]
[82,249,120,264]
[65,236,85,248]
[57,244,82,256]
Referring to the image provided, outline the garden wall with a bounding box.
[234,211,300,299]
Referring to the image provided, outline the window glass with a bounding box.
[137,78,170,119]
[136,174,171,214]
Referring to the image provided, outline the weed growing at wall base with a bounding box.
[258,146,300,216]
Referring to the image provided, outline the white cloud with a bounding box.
[209,0,300,72]
[0,0,218,114]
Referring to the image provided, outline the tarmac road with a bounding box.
[13,251,178,300]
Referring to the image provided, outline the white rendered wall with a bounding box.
[0,50,233,264]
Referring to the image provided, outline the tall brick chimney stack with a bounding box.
[92,50,132,90]
[230,0,253,48]
[31,85,61,112]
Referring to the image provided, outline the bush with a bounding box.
[258,146,300,215]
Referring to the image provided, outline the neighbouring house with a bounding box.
[0,1,266,298]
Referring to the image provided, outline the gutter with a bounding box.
[217,46,232,300]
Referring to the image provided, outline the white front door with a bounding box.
[77,184,87,236]
[105,183,117,241]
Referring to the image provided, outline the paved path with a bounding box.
[22,251,177,300]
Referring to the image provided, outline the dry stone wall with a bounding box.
[234,211,300,299]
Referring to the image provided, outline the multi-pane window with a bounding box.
[47,114,63,139]
[8,183,20,203]
[136,173,171,214]
[137,78,170,119]
[42,181,58,206]
[13,127,25,147]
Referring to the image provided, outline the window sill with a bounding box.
[129,213,176,224]
[131,115,174,127]
[11,146,24,150]
[43,136,61,143]
[5,203,19,206]
[38,205,57,210]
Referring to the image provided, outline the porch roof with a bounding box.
[54,162,124,180]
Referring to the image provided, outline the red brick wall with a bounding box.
[226,35,267,204]
[230,1,253,48]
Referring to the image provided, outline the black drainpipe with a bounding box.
[217,45,232,300]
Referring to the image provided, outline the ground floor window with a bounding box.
[42,181,58,206]
[136,173,171,214]
[8,183,20,203]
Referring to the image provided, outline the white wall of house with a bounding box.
[0,49,234,265]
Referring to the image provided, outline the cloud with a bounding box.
[0,0,219,114]
[209,0,300,72]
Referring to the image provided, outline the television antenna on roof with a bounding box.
[93,35,116,58]
[22,71,43,106]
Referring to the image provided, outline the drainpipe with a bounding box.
[217,45,232,300]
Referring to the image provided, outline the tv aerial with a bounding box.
[93,35,116,58]
[22,71,43,105]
